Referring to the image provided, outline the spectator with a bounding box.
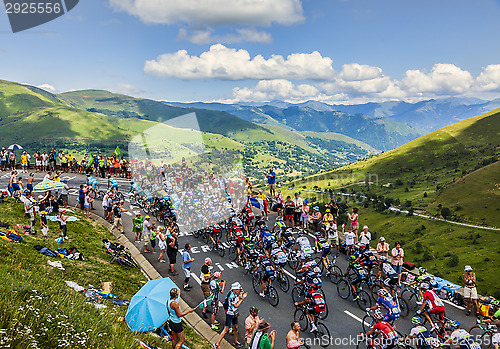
[210,272,225,331]
[20,191,36,234]
[132,213,143,243]
[308,205,321,232]
[256,189,268,220]
[60,179,72,208]
[266,168,276,197]
[284,196,295,228]
[157,226,167,263]
[248,321,277,349]
[182,244,194,291]
[292,193,303,226]
[142,215,151,251]
[360,225,371,246]
[326,196,339,224]
[300,201,309,230]
[214,282,248,348]
[391,241,404,286]
[166,288,196,349]
[343,224,357,256]
[201,257,214,320]
[245,177,253,204]
[275,189,283,218]
[166,229,179,275]
[245,307,263,347]
[111,201,127,234]
[286,322,304,349]
[57,209,68,238]
[27,173,35,192]
[377,237,390,260]
[347,207,359,236]
[463,265,479,316]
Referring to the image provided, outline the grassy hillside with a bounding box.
[287,108,500,226]
[0,199,209,349]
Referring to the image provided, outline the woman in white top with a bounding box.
[157,226,167,263]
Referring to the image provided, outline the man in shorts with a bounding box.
[209,271,225,331]
[266,168,276,197]
[214,282,248,348]
[200,257,214,320]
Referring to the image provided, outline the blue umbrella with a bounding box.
[7,144,23,150]
[125,277,178,332]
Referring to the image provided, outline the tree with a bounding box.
[441,207,451,219]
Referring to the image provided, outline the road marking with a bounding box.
[442,298,465,310]
[123,211,132,216]
[283,268,296,280]
[344,310,371,327]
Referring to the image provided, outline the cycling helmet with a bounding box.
[449,320,460,329]
[325,208,330,213]
[276,216,283,221]
[373,309,383,321]
[418,267,427,274]
[107,174,111,177]
[359,244,369,251]
[313,206,319,211]
[244,237,251,243]
[420,282,429,290]
[348,255,357,262]
[379,256,388,262]
[86,174,91,177]
[304,254,312,261]
[411,316,423,325]
[377,288,388,297]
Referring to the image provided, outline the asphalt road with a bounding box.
[0,171,480,348]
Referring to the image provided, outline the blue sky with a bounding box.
[1,0,500,104]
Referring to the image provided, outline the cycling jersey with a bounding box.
[108,177,118,188]
[260,230,274,242]
[297,236,313,258]
[303,260,322,276]
[409,326,434,349]
[349,262,367,278]
[304,271,322,288]
[306,289,326,315]
[373,321,397,340]
[271,248,287,265]
[361,251,378,266]
[450,329,481,349]
[261,259,275,277]
[423,290,444,310]
[87,176,97,188]
[380,262,397,277]
[377,296,400,321]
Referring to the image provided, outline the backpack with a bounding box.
[222,291,232,311]
[39,247,58,257]
[0,222,10,228]
[6,232,22,242]
[309,290,326,314]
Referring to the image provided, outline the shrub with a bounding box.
[447,254,459,267]
[441,207,451,219]
[423,192,428,198]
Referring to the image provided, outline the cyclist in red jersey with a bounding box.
[416,283,445,332]
[361,310,398,349]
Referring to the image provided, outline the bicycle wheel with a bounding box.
[315,256,325,275]
[370,282,383,301]
[292,286,305,303]
[252,273,261,293]
[268,286,279,307]
[288,254,299,270]
[356,290,373,310]
[328,265,343,284]
[401,289,419,311]
[315,322,331,348]
[98,190,106,200]
[337,279,351,299]
[293,308,309,332]
[192,229,200,238]
[225,230,232,243]
[397,296,410,318]
[469,326,492,349]
[208,237,215,251]
[217,242,225,257]
[362,314,374,333]
[240,260,250,275]
[318,301,328,320]
[277,271,290,293]
[116,191,124,201]
[228,245,238,261]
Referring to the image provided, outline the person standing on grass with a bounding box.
[377,237,389,260]
[40,210,48,238]
[463,265,479,316]
[201,257,214,320]
[157,226,167,263]
[245,177,253,204]
[167,288,196,349]
[166,230,179,275]
[182,244,194,291]
[214,282,248,348]
[210,272,225,331]
[132,213,143,243]
[21,191,37,234]
[27,173,35,192]
[347,207,359,236]
[58,209,68,238]
[266,168,276,197]
[391,241,404,286]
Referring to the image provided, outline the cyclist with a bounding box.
[270,242,288,269]
[206,219,222,249]
[443,320,481,349]
[239,238,259,270]
[280,227,296,249]
[409,267,436,298]
[273,216,287,237]
[86,173,98,193]
[314,232,332,275]
[254,254,275,298]
[107,174,118,190]
[295,231,313,266]
[357,244,378,275]
[367,289,400,324]
[258,227,276,257]
[361,310,398,349]
[416,283,445,333]
[377,256,399,295]
[294,284,326,333]
[297,255,322,276]
[344,255,368,301]
[407,316,437,349]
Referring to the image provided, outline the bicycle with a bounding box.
[469,319,498,349]
[291,283,328,320]
[207,234,225,257]
[337,275,373,310]
[400,283,423,311]
[356,333,412,349]
[251,271,279,307]
[314,254,343,284]
[293,304,331,348]
[273,264,290,293]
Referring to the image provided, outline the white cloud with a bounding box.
[144,44,335,80]
[36,84,57,93]
[177,28,272,44]
[109,0,304,26]
[230,79,321,103]
[109,83,143,95]
[401,63,473,95]
[339,63,383,81]
[475,64,500,91]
